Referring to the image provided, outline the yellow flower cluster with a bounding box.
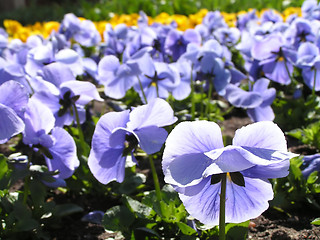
[3,7,301,43]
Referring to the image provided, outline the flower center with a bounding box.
[211,172,245,187]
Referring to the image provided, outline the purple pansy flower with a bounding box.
[164,29,201,61]
[302,154,320,177]
[134,55,180,103]
[88,98,177,184]
[224,78,276,122]
[23,98,79,180]
[162,121,296,226]
[0,80,28,143]
[251,33,296,85]
[32,62,103,126]
[97,47,150,99]
[285,18,316,49]
[296,42,320,91]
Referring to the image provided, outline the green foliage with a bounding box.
[274,95,320,131]
[101,184,249,239]
[311,217,320,225]
[271,157,320,211]
[287,121,320,151]
[0,0,306,26]
[0,153,85,239]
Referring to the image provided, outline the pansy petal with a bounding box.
[41,62,75,87]
[0,103,24,142]
[98,55,120,76]
[23,98,55,145]
[88,147,126,184]
[46,127,79,179]
[225,177,273,224]
[205,145,295,176]
[247,106,275,122]
[224,84,263,108]
[127,98,177,130]
[0,80,29,117]
[60,80,103,105]
[164,153,213,187]
[134,126,168,154]
[90,110,130,152]
[241,158,290,179]
[252,78,270,93]
[251,34,282,60]
[232,121,287,151]
[88,111,130,184]
[163,121,224,159]
[178,176,273,226]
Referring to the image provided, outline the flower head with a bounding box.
[162,121,296,226]
[88,98,177,184]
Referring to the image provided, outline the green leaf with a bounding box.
[177,222,197,235]
[14,218,39,232]
[102,205,135,232]
[0,154,8,180]
[118,173,146,195]
[135,227,161,238]
[307,171,319,184]
[225,221,249,240]
[124,196,154,219]
[29,180,46,207]
[54,203,83,217]
[0,154,10,189]
[311,217,320,225]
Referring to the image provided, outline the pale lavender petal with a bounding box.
[241,158,290,179]
[32,91,60,114]
[178,176,273,226]
[0,80,29,117]
[264,60,292,85]
[88,111,130,184]
[247,105,275,122]
[134,126,168,154]
[88,148,126,184]
[232,121,287,151]
[252,78,270,92]
[60,81,103,105]
[224,177,273,224]
[41,62,75,87]
[0,103,24,142]
[162,121,224,176]
[98,55,120,77]
[164,153,213,187]
[55,48,83,76]
[127,98,177,130]
[224,84,263,108]
[183,29,201,45]
[23,98,55,145]
[251,34,282,60]
[46,127,79,179]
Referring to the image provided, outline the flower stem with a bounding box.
[219,173,227,240]
[190,64,195,120]
[313,69,317,97]
[23,152,32,205]
[284,59,294,84]
[137,75,148,104]
[72,103,86,151]
[205,80,213,120]
[148,155,162,202]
